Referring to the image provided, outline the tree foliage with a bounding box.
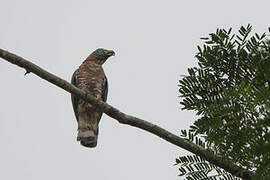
[175,130,241,180]
[176,25,270,179]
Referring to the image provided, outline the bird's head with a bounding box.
[89,48,115,64]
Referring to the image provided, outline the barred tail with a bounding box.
[77,115,99,148]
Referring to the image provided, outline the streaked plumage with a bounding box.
[71,48,114,148]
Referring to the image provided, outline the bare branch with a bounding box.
[0,48,253,179]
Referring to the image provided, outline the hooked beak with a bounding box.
[107,50,115,56]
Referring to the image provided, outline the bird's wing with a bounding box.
[97,75,108,123]
[71,69,79,121]
[102,75,108,102]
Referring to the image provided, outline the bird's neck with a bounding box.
[84,54,105,65]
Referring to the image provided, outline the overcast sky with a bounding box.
[0,1,269,180]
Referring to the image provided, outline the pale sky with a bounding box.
[0,1,269,180]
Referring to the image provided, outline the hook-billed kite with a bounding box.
[71,48,115,147]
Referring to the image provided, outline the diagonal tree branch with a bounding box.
[0,48,253,179]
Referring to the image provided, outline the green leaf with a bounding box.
[200,37,209,40]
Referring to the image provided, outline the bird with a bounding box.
[71,48,115,148]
